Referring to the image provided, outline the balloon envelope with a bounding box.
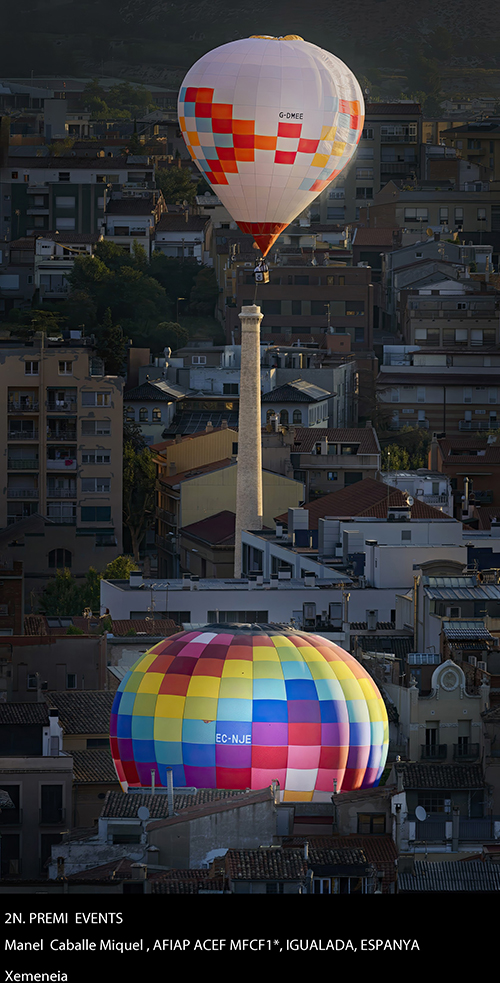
[110,624,388,802]
[178,36,364,254]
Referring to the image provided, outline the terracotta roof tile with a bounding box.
[111,619,180,636]
[44,691,114,735]
[225,848,308,881]
[0,703,49,725]
[157,458,233,486]
[180,510,235,545]
[292,427,380,455]
[276,477,449,528]
[395,762,485,789]
[101,787,246,820]
[71,748,118,784]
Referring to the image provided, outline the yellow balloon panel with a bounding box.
[179,36,364,254]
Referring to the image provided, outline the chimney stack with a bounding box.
[234,305,264,576]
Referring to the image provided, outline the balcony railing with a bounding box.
[46,458,76,470]
[453,743,480,761]
[7,401,39,413]
[459,420,494,431]
[7,459,39,470]
[46,400,77,413]
[7,488,39,498]
[47,430,77,441]
[420,744,447,760]
[8,429,39,440]
[46,488,77,498]
[156,533,177,553]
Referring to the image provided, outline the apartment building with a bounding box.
[104,190,166,258]
[0,335,123,592]
[313,102,423,225]
[0,156,155,240]
[441,119,500,183]
[377,349,500,435]
[227,263,374,351]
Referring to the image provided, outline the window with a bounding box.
[223,383,239,395]
[81,450,111,464]
[152,407,161,421]
[11,171,18,179]
[292,410,302,424]
[58,361,73,375]
[192,355,206,365]
[346,302,365,316]
[362,127,374,140]
[357,813,386,834]
[125,407,135,421]
[82,392,111,406]
[327,471,338,481]
[139,408,148,422]
[417,387,426,403]
[327,207,345,221]
[81,506,112,522]
[477,207,487,220]
[58,172,70,182]
[280,409,289,425]
[81,420,111,436]
[404,208,428,222]
[401,530,411,541]
[55,217,76,231]
[66,674,77,689]
[48,549,72,569]
[439,207,449,223]
[55,196,75,208]
[391,388,400,402]
[81,478,111,493]
[454,207,464,225]
[356,167,374,179]
[356,187,373,199]
[463,387,472,403]
[24,362,39,375]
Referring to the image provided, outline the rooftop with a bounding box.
[275,477,453,529]
[123,380,189,402]
[180,510,235,546]
[155,214,209,234]
[44,691,114,735]
[398,861,500,893]
[394,762,485,789]
[292,427,380,456]
[261,380,332,403]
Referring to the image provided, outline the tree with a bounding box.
[39,569,83,617]
[123,442,156,562]
[156,166,197,205]
[94,308,128,376]
[103,556,138,580]
[189,267,218,316]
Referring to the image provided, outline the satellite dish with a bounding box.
[407,495,414,506]
[426,228,434,237]
[415,806,427,822]
[137,806,150,821]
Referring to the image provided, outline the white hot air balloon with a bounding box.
[178,35,364,255]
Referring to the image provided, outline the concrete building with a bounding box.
[286,426,381,499]
[0,632,107,699]
[0,335,123,593]
[226,263,374,352]
[379,469,453,516]
[261,380,332,429]
[0,232,103,313]
[377,349,500,435]
[1,155,155,240]
[104,190,166,258]
[124,379,190,445]
[155,457,304,578]
[432,434,500,511]
[153,213,212,264]
[0,703,71,878]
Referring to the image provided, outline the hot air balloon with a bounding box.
[110,624,389,802]
[178,35,364,255]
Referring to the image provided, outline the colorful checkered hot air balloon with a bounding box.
[178,35,364,256]
[110,625,388,802]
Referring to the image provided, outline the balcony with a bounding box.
[381,134,417,144]
[46,457,76,471]
[156,533,177,553]
[453,743,480,762]
[46,399,77,413]
[7,459,39,470]
[459,420,493,431]
[46,487,77,498]
[420,744,447,760]
[47,429,77,442]
[8,429,39,440]
[7,488,39,498]
[7,401,39,413]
